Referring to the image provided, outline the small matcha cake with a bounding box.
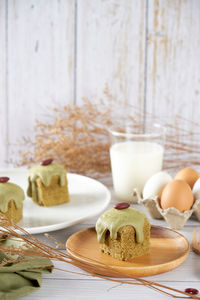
[0,177,25,223]
[27,159,70,206]
[96,203,150,261]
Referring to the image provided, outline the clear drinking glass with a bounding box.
[109,123,165,203]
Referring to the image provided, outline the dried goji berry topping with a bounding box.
[41,159,53,166]
[0,177,9,183]
[185,288,199,295]
[114,202,130,210]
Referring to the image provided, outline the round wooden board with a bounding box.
[66,225,190,277]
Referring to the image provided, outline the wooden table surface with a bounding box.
[21,188,200,300]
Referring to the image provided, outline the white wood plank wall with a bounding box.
[146,0,200,130]
[0,0,7,166]
[0,0,200,167]
[76,0,146,108]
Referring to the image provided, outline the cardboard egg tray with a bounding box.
[138,195,200,230]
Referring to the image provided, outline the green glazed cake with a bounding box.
[0,177,25,223]
[96,205,150,261]
[27,160,70,206]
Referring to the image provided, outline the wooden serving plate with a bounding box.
[66,225,190,277]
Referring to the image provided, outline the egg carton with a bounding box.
[136,170,200,229]
[138,195,200,230]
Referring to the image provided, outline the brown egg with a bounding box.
[174,167,199,189]
[160,179,194,212]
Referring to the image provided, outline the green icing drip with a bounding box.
[27,162,67,203]
[0,182,25,213]
[95,208,146,244]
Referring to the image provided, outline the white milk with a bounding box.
[110,141,164,201]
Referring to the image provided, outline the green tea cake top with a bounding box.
[27,162,67,199]
[96,207,148,244]
[0,182,25,213]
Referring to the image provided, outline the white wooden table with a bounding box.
[21,188,200,300]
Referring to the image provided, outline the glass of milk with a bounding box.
[109,123,165,203]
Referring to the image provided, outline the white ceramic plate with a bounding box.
[0,169,111,234]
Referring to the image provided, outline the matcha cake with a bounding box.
[27,159,70,206]
[96,203,150,261]
[0,177,25,223]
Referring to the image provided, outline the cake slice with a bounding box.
[96,203,150,261]
[27,159,70,206]
[0,177,25,223]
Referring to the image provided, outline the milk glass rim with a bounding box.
[108,123,166,139]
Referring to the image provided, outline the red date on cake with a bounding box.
[114,202,130,210]
[185,288,199,295]
[41,159,54,166]
[0,177,9,183]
